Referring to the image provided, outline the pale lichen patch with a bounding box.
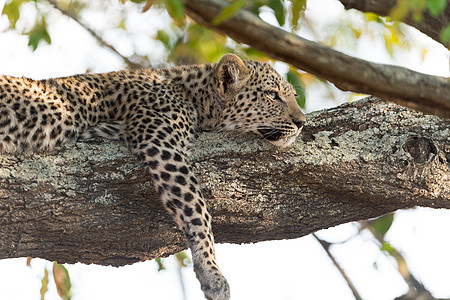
[94,191,116,205]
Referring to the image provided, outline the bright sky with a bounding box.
[0,0,449,299]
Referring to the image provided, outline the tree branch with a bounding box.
[0,97,448,266]
[313,234,363,300]
[338,0,450,49]
[183,0,450,119]
[46,0,147,70]
[361,221,435,300]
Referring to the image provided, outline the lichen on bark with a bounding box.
[0,97,448,266]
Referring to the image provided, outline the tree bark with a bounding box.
[183,0,450,119]
[0,97,448,266]
[338,0,450,49]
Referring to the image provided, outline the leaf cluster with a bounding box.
[2,0,51,50]
[3,0,440,107]
[390,0,447,21]
[26,259,72,300]
[390,0,450,44]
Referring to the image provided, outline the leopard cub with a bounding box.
[0,54,305,300]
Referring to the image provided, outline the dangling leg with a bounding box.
[127,110,230,300]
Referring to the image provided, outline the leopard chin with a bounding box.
[257,128,283,141]
[258,127,301,147]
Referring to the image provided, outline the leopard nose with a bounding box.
[291,115,306,129]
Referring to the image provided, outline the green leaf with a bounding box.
[410,0,426,21]
[40,268,49,300]
[2,0,27,29]
[247,0,264,16]
[268,0,285,26]
[371,213,394,238]
[212,0,246,25]
[117,19,126,30]
[156,29,172,49]
[155,257,166,271]
[26,18,52,51]
[439,24,450,46]
[291,0,306,29]
[53,262,71,300]
[286,69,306,108]
[427,0,447,16]
[175,250,191,268]
[383,32,394,57]
[163,0,185,22]
[380,241,395,255]
[240,47,266,60]
[389,0,410,20]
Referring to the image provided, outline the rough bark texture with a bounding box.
[183,0,450,119]
[0,97,448,266]
[338,0,450,49]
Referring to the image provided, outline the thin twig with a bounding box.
[183,0,450,118]
[360,220,436,299]
[312,233,363,300]
[46,0,146,69]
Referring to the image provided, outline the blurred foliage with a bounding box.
[26,17,51,50]
[440,24,450,45]
[26,259,72,300]
[157,23,234,64]
[316,212,432,299]
[53,262,72,300]
[2,0,26,28]
[390,0,447,21]
[40,268,49,300]
[1,1,446,298]
[212,0,246,25]
[369,213,394,239]
[155,257,166,271]
[174,250,192,268]
[286,68,306,108]
[390,0,449,46]
[291,0,307,29]
[2,0,52,49]
[1,0,444,106]
[155,250,192,270]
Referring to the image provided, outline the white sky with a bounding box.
[0,0,449,299]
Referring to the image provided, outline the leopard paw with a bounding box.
[199,272,230,300]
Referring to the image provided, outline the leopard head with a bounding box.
[214,54,305,147]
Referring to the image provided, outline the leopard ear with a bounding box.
[214,54,249,96]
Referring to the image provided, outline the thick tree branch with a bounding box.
[183,0,450,119]
[338,0,450,49]
[0,97,448,266]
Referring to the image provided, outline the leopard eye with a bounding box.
[265,91,278,100]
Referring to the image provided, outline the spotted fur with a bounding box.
[0,54,305,300]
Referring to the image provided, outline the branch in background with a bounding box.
[313,234,363,300]
[360,221,436,300]
[46,0,146,69]
[338,0,450,49]
[1,97,449,265]
[183,0,450,119]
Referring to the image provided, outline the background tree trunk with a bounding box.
[0,97,448,266]
[183,0,450,118]
[338,0,450,48]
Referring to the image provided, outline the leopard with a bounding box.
[0,53,305,300]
